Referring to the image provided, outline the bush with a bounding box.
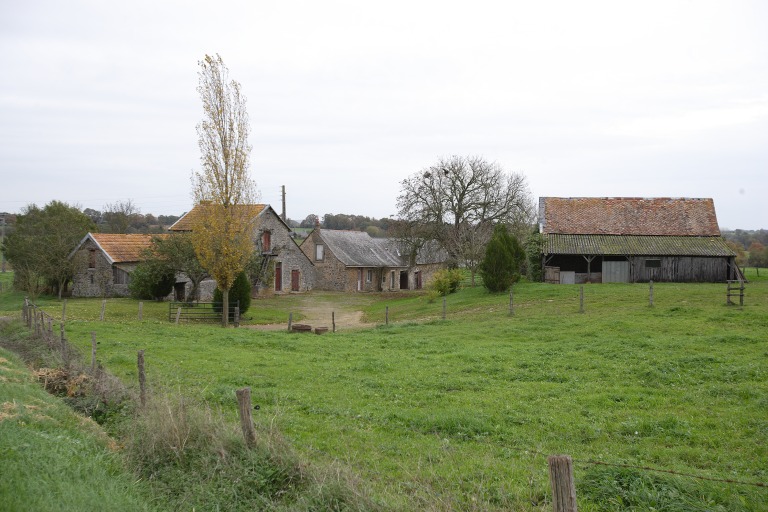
[430,268,464,296]
[213,272,251,317]
[479,224,525,293]
[128,260,175,301]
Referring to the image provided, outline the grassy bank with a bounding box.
[0,334,155,511]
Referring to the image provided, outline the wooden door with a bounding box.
[274,262,282,292]
[291,269,300,291]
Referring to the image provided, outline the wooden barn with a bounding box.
[539,197,741,284]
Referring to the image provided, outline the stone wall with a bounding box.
[255,209,315,293]
[300,230,349,291]
[71,239,124,297]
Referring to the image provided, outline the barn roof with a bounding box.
[539,197,722,236]
[544,234,734,257]
[318,230,407,268]
[168,204,267,232]
[71,233,168,264]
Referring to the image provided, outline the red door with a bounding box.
[291,270,300,291]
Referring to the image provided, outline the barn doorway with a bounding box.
[602,261,630,283]
[400,271,408,290]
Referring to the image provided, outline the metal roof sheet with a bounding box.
[544,234,735,257]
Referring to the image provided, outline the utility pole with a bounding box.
[281,185,286,222]
[1,214,6,273]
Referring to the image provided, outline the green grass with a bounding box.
[2,270,767,510]
[0,338,155,512]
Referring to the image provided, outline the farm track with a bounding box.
[247,294,375,331]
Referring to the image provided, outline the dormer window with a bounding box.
[315,244,324,261]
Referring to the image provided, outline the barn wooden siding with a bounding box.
[629,256,730,283]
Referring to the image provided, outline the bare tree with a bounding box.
[191,54,258,326]
[102,199,141,234]
[396,155,534,284]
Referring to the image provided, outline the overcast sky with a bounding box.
[1,0,766,229]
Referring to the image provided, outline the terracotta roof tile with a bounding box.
[540,197,721,236]
[90,233,168,263]
[169,204,266,232]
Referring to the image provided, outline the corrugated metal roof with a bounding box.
[544,234,735,256]
[539,197,721,236]
[319,230,406,267]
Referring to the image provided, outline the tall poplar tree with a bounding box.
[191,54,258,326]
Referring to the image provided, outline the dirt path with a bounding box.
[247,295,376,332]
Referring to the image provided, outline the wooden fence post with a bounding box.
[509,289,514,316]
[90,332,97,373]
[234,306,240,327]
[548,455,578,512]
[288,312,293,332]
[442,297,447,320]
[385,306,389,325]
[175,307,182,325]
[579,286,584,314]
[235,387,257,448]
[332,311,336,333]
[137,350,146,407]
[649,280,654,307]
[138,301,143,321]
[61,300,67,323]
[100,300,106,321]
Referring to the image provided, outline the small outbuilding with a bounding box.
[70,233,168,297]
[539,197,741,284]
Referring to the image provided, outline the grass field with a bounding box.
[1,269,767,510]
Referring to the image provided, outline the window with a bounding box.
[113,267,129,285]
[366,269,372,282]
[390,271,395,289]
[88,249,96,269]
[315,244,324,261]
[645,259,661,268]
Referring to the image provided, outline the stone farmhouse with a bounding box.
[170,203,314,295]
[538,197,740,284]
[299,228,446,292]
[70,233,171,297]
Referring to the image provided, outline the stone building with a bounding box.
[70,233,169,297]
[170,204,314,294]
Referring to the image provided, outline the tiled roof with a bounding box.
[539,197,721,236]
[90,233,168,263]
[544,234,735,257]
[320,230,407,267]
[169,204,266,231]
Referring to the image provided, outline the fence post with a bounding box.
[288,312,293,332]
[649,280,654,307]
[385,306,389,325]
[509,289,514,316]
[579,286,585,314]
[137,350,146,407]
[175,307,182,325]
[332,311,336,333]
[138,301,143,321]
[47,317,52,338]
[548,455,578,512]
[235,387,257,448]
[442,296,447,320]
[234,306,240,327]
[61,299,67,323]
[100,300,106,321]
[90,332,97,373]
